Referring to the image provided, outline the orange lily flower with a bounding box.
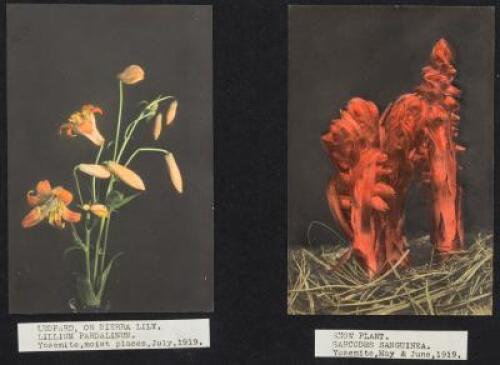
[22,180,81,229]
[60,105,105,146]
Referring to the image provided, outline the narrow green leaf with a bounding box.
[63,245,85,260]
[110,193,141,211]
[97,252,124,299]
[76,276,99,306]
[106,190,124,207]
[70,225,86,251]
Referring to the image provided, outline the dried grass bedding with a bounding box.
[288,233,492,315]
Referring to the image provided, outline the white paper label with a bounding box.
[18,318,210,352]
[315,329,467,361]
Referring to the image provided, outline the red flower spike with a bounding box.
[322,39,464,278]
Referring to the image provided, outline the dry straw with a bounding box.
[288,233,492,315]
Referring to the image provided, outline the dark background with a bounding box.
[0,1,499,365]
[289,6,494,247]
[7,5,213,313]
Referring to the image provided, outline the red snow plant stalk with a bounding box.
[322,39,464,278]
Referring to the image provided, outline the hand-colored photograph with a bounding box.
[288,6,493,315]
[8,5,213,313]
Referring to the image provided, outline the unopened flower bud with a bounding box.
[117,65,145,85]
[90,204,109,218]
[164,153,183,194]
[153,113,162,140]
[166,100,178,125]
[78,164,111,179]
[104,161,146,191]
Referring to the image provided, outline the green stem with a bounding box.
[112,81,124,161]
[73,220,91,286]
[92,145,104,202]
[83,216,93,294]
[116,96,174,163]
[125,147,170,167]
[92,218,106,285]
[85,231,91,280]
[70,223,84,246]
[89,92,173,302]
[100,216,112,274]
[105,177,116,201]
[103,81,125,201]
[115,114,148,163]
[97,252,123,300]
[73,167,84,205]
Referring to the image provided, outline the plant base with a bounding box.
[288,233,492,315]
[68,276,110,313]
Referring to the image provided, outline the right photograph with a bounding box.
[288,6,494,315]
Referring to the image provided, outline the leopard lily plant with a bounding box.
[22,65,183,311]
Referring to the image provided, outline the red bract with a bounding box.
[322,39,464,277]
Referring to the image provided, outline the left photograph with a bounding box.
[8,5,213,313]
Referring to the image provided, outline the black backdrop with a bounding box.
[1,1,499,365]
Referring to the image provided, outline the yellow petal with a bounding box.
[105,161,146,191]
[166,100,178,125]
[90,204,109,218]
[117,65,145,85]
[153,113,162,140]
[164,153,183,193]
[78,164,111,179]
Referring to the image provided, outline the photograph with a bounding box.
[2,1,500,363]
[8,4,213,313]
[288,5,494,315]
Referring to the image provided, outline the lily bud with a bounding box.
[164,153,183,194]
[104,161,146,191]
[117,65,145,85]
[166,100,178,125]
[78,164,111,179]
[153,113,162,140]
[90,204,109,218]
